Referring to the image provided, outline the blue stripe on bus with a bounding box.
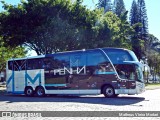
[7,71,15,92]
[96,71,116,75]
[45,84,66,87]
[12,91,24,94]
[25,70,27,87]
[7,70,41,94]
[7,74,13,85]
[12,71,14,92]
[25,72,41,84]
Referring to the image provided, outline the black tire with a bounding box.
[24,87,34,97]
[36,86,45,97]
[103,85,115,98]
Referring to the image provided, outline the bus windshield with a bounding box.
[135,65,143,82]
[114,63,144,82]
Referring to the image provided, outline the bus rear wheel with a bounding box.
[24,87,34,97]
[36,86,45,97]
[103,85,115,98]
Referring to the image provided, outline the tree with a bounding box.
[137,0,149,50]
[113,0,126,17]
[115,11,133,49]
[98,0,112,13]
[129,0,143,59]
[92,11,133,49]
[0,0,139,56]
[129,0,139,27]
[92,11,120,47]
[147,50,160,81]
[0,0,96,55]
[129,0,149,59]
[147,35,160,81]
[147,34,160,53]
[0,38,26,74]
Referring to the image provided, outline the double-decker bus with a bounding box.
[6,48,145,97]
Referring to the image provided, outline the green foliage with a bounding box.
[0,0,141,56]
[92,11,133,49]
[98,0,113,12]
[147,34,160,52]
[130,0,138,26]
[129,0,149,59]
[0,38,26,72]
[113,0,126,17]
[147,51,160,78]
[93,11,120,47]
[146,34,160,77]
[0,0,98,54]
[137,0,148,40]
[115,11,133,49]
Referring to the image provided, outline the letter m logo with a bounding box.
[25,72,41,84]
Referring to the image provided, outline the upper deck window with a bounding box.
[103,48,138,64]
[8,60,26,71]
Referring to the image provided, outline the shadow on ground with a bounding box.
[0,89,146,106]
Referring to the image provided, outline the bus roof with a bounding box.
[102,47,132,52]
[8,55,45,61]
[8,47,132,61]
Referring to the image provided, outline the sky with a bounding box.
[0,0,160,55]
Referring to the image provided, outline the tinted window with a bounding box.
[8,61,13,70]
[70,52,86,67]
[54,54,70,68]
[103,49,134,64]
[8,60,26,71]
[87,50,109,66]
[27,58,43,70]
[86,50,115,74]
[41,58,54,70]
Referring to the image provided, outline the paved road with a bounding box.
[0,89,160,120]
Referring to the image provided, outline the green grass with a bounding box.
[145,83,160,86]
[145,83,160,90]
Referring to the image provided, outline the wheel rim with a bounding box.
[27,89,33,95]
[106,87,114,96]
[37,88,43,96]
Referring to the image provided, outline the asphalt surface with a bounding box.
[0,89,160,111]
[0,83,160,120]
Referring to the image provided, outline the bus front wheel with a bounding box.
[36,86,45,97]
[103,85,115,98]
[24,87,34,97]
